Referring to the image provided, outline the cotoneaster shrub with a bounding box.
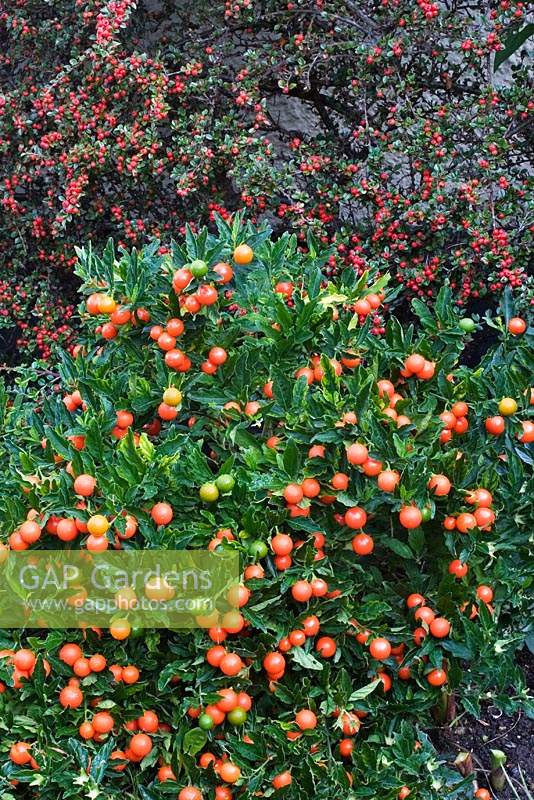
[1,0,533,354]
[0,218,532,798]
[0,269,76,363]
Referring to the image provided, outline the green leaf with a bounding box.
[408,527,425,556]
[411,298,434,329]
[291,647,324,671]
[43,425,73,460]
[348,680,380,703]
[307,266,322,299]
[385,538,413,559]
[292,376,309,411]
[138,788,158,800]
[318,292,347,307]
[282,438,300,477]
[67,738,89,769]
[435,285,452,323]
[501,285,514,324]
[183,727,208,755]
[365,272,390,297]
[441,639,473,660]
[495,23,534,70]
[90,738,115,782]
[272,368,294,412]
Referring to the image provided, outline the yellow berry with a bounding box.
[87,514,109,537]
[498,397,517,416]
[162,387,182,407]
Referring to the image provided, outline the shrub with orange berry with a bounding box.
[0,218,531,797]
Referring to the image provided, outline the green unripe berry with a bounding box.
[190,259,209,278]
[248,540,268,559]
[199,482,220,502]
[227,707,247,725]
[216,473,235,493]
[459,318,475,333]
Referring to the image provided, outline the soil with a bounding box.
[431,651,534,799]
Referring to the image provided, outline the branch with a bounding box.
[341,0,381,32]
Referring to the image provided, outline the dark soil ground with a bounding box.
[431,651,534,799]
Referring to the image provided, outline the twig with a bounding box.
[517,765,534,800]
[483,714,522,747]
[503,766,531,800]
[341,0,380,32]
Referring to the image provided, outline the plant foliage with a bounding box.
[0,219,532,797]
